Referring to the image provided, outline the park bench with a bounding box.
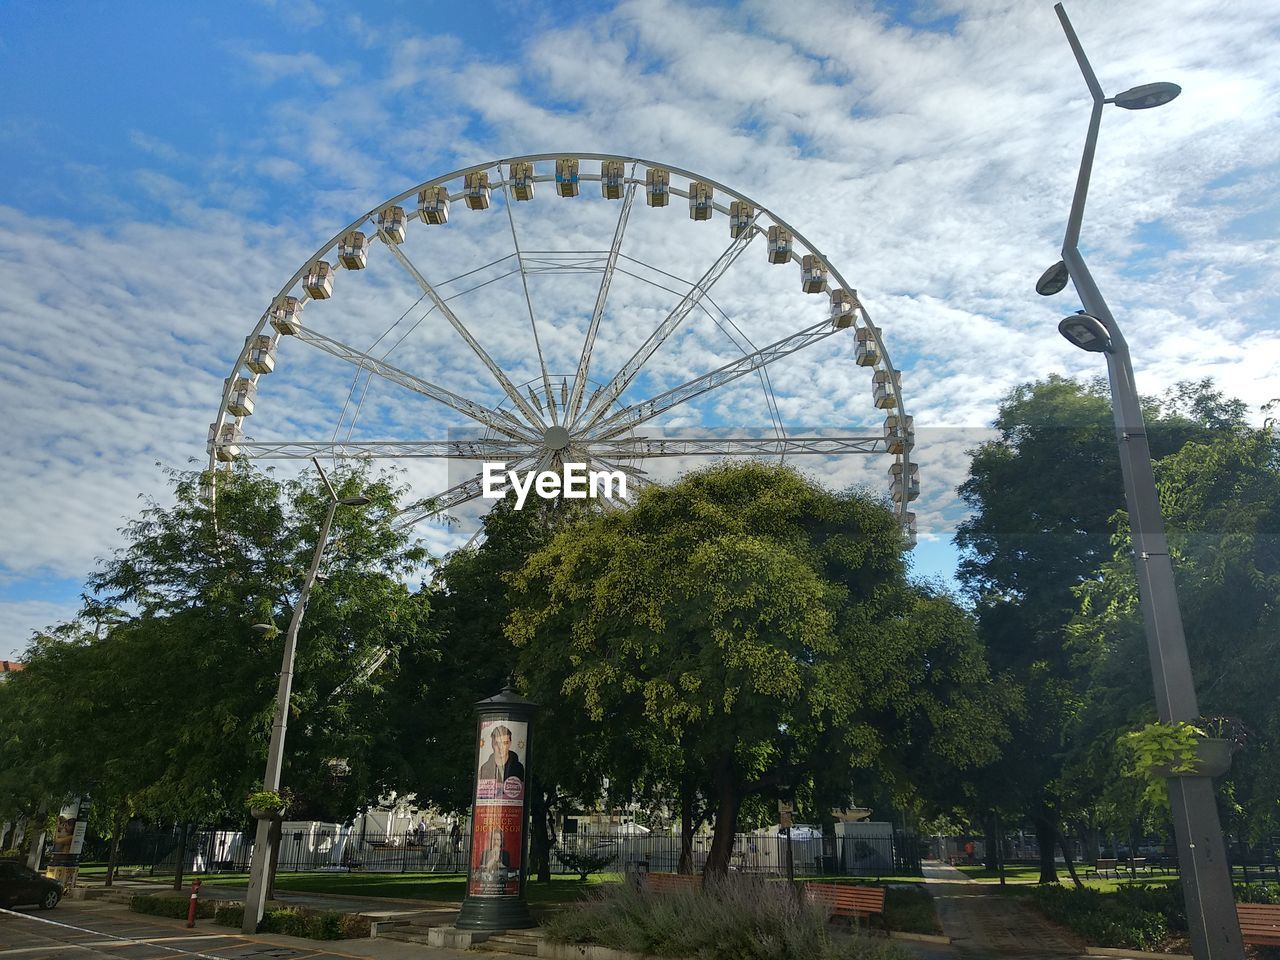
[644,872,701,894]
[1238,904,1280,946]
[1088,858,1118,879]
[1123,857,1148,876]
[803,882,886,926]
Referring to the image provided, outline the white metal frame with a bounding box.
[209,153,916,536]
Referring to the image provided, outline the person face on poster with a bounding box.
[53,816,76,852]
[479,724,525,784]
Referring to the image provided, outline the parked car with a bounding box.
[0,861,63,909]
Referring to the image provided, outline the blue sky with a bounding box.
[2,0,1278,661]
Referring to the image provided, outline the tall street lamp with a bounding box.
[242,458,370,934]
[1042,7,1243,958]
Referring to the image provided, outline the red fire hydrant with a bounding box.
[186,878,201,928]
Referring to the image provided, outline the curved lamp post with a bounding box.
[1042,7,1243,959]
[242,458,370,933]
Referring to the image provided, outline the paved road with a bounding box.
[0,901,467,960]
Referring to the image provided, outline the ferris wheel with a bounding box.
[208,153,918,545]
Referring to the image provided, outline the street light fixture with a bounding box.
[1057,312,1112,353]
[1112,82,1182,110]
[1046,6,1243,959]
[241,458,369,934]
[1036,260,1071,297]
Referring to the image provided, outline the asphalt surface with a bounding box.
[0,900,447,960]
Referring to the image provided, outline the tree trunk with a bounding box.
[703,755,740,879]
[529,784,551,883]
[105,835,122,887]
[266,816,282,901]
[983,812,999,871]
[172,824,188,891]
[1057,825,1084,889]
[678,771,695,875]
[1082,823,1101,865]
[1034,807,1058,885]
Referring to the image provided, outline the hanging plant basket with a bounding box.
[1150,737,1232,778]
[245,790,288,820]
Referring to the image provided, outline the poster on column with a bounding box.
[47,796,89,888]
[469,718,527,897]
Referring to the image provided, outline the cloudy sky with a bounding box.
[2,0,1277,662]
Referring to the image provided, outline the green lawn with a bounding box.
[953,864,1179,893]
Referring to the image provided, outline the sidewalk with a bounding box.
[920,861,1086,959]
[4,896,478,960]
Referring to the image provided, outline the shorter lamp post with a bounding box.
[241,459,369,934]
[1043,7,1243,959]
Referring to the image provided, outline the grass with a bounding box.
[188,870,622,903]
[954,864,1179,893]
[132,870,939,933]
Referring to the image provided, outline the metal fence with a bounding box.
[105,824,920,878]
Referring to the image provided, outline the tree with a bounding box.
[1,462,435,887]
[955,375,1247,881]
[1070,422,1280,840]
[385,496,607,882]
[508,462,1011,875]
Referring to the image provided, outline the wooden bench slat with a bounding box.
[644,873,701,894]
[803,882,886,919]
[1237,903,1280,946]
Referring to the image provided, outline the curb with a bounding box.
[889,930,953,945]
[1085,948,1192,960]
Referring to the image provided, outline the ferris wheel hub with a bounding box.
[542,425,572,451]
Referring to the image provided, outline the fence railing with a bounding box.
[105,825,920,878]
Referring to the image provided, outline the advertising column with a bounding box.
[456,684,537,930]
[46,796,89,890]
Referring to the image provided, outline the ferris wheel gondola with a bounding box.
[209,153,918,546]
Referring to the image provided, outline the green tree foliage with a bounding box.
[386,496,606,881]
[0,464,434,840]
[507,462,1010,875]
[955,375,1247,879]
[1071,424,1280,838]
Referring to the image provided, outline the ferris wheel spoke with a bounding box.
[609,260,787,444]
[393,456,537,529]
[378,227,548,429]
[589,454,651,492]
[230,439,540,460]
[500,180,556,417]
[583,319,838,441]
[588,436,886,458]
[291,326,537,441]
[567,170,638,423]
[571,225,758,433]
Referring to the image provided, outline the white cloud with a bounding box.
[2,0,1278,655]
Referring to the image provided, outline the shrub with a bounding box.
[556,846,618,880]
[882,886,941,935]
[1029,884,1179,951]
[129,894,220,920]
[544,873,913,960]
[210,901,368,940]
[1237,882,1280,905]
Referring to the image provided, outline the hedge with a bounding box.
[129,894,369,940]
[129,894,225,920]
